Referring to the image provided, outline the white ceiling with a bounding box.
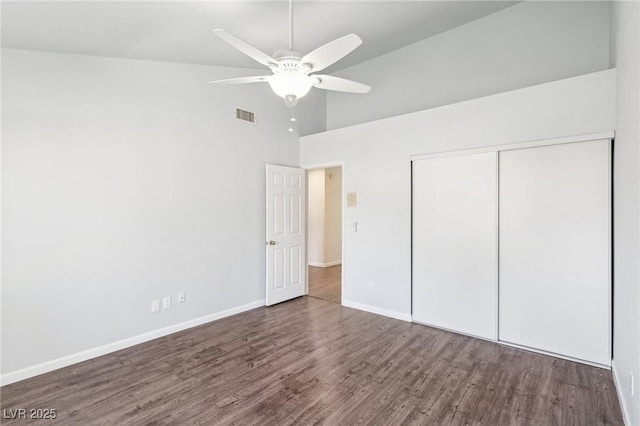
[1,1,519,72]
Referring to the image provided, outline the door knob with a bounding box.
[268,240,276,245]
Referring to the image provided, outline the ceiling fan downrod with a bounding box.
[289,0,293,51]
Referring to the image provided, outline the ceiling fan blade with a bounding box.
[312,75,371,93]
[208,76,270,85]
[301,34,362,72]
[213,29,276,68]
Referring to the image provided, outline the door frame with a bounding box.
[304,161,345,305]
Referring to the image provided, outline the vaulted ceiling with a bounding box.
[1,1,518,72]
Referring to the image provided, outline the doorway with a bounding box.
[307,166,343,304]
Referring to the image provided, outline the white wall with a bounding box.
[610,1,640,424]
[327,1,611,130]
[301,70,615,321]
[324,167,342,265]
[296,88,326,137]
[0,48,305,381]
[307,169,325,265]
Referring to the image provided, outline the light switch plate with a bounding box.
[347,192,357,207]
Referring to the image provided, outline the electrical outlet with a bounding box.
[178,291,186,303]
[151,299,160,313]
[162,296,171,309]
[631,372,635,396]
[368,281,375,292]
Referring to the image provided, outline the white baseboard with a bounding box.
[0,299,265,386]
[308,261,342,268]
[612,360,632,426]
[342,299,411,322]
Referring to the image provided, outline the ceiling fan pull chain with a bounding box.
[288,107,296,132]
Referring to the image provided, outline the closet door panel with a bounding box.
[499,140,611,365]
[413,152,497,340]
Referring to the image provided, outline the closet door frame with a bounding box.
[411,132,613,162]
[410,131,613,368]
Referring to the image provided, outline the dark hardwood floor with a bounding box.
[1,296,623,425]
[308,264,341,304]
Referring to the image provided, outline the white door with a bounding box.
[499,140,611,366]
[266,164,306,305]
[413,152,498,340]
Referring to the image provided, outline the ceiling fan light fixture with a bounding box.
[268,72,313,100]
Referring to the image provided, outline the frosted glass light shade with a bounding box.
[268,72,313,99]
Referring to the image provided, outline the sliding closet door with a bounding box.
[413,152,497,340]
[499,140,611,366]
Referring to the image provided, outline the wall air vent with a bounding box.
[235,108,256,124]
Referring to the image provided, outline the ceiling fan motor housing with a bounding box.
[273,50,313,72]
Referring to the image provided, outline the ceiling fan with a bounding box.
[209,0,371,108]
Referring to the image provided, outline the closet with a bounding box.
[412,136,611,366]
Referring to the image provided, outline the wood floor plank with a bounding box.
[308,264,341,304]
[0,296,624,425]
